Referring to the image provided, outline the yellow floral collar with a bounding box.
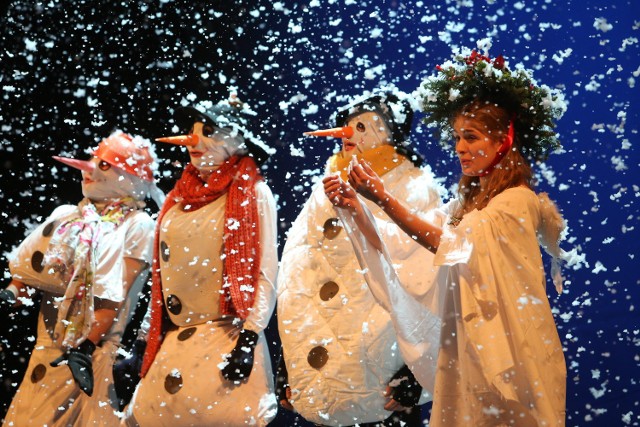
[327,145,406,181]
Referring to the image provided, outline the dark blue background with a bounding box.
[1,1,637,425]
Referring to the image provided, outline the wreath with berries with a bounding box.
[415,49,567,161]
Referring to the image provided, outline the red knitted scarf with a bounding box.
[141,155,262,377]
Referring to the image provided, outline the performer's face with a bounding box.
[187,121,244,173]
[453,115,502,177]
[341,112,391,155]
[81,157,127,200]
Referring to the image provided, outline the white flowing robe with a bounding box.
[277,160,441,426]
[125,181,278,427]
[4,204,154,427]
[344,186,566,427]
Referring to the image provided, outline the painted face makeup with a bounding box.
[81,157,147,201]
[341,112,392,155]
[187,122,246,175]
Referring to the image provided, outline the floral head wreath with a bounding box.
[415,48,567,161]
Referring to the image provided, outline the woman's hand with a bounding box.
[323,175,360,211]
[347,158,388,206]
[347,158,442,253]
[323,173,382,250]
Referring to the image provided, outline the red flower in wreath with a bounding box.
[436,50,506,73]
[465,50,490,65]
[493,55,505,70]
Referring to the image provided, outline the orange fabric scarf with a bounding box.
[328,145,406,181]
[142,155,262,377]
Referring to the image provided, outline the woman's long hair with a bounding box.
[453,101,533,220]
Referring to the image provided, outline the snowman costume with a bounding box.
[2,132,161,426]
[124,99,278,427]
[277,94,442,426]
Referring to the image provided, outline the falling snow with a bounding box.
[0,0,638,425]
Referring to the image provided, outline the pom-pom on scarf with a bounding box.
[141,155,262,377]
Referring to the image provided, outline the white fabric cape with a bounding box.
[342,186,568,426]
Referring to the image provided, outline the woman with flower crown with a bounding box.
[323,44,569,426]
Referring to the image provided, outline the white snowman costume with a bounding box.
[124,100,278,427]
[277,95,442,426]
[3,131,160,427]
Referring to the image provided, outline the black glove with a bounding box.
[221,329,258,382]
[50,339,96,396]
[0,289,16,309]
[113,339,147,409]
[388,365,422,408]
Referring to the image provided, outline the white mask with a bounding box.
[342,111,392,155]
[188,122,247,175]
[81,157,148,202]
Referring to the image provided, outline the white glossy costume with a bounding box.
[126,181,278,427]
[125,104,278,426]
[277,159,441,426]
[345,186,566,427]
[3,204,154,426]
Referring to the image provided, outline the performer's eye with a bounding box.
[356,122,366,132]
[98,160,111,171]
[202,125,215,138]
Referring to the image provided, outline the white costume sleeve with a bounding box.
[92,211,154,302]
[243,181,278,333]
[122,211,155,265]
[122,211,155,340]
[8,205,78,294]
[366,179,443,309]
[337,201,442,393]
[536,192,567,293]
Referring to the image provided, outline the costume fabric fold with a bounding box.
[343,185,567,426]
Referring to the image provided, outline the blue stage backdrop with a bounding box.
[0,1,637,425]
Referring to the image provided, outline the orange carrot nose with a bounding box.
[303,126,354,139]
[155,134,200,147]
[53,156,96,173]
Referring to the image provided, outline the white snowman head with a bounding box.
[54,131,161,204]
